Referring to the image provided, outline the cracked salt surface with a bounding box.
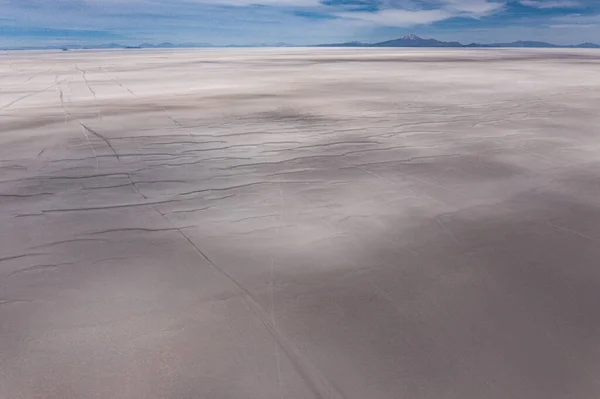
[2,48,600,399]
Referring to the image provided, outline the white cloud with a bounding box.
[44,0,324,6]
[549,23,594,28]
[442,0,504,15]
[337,9,452,26]
[544,13,599,29]
[520,0,580,8]
[337,0,504,27]
[550,13,600,24]
[186,0,323,5]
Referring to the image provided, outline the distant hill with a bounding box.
[0,42,298,51]
[138,42,179,48]
[315,41,368,47]
[0,42,216,51]
[576,42,600,48]
[466,40,560,48]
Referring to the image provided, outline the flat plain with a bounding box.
[2,48,600,399]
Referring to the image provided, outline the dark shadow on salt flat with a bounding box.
[255,186,600,399]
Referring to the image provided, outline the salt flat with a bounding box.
[2,48,600,399]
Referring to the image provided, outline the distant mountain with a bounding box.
[317,35,600,49]
[374,34,462,48]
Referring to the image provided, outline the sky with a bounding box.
[1,0,600,47]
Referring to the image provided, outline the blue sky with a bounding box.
[1,0,599,46]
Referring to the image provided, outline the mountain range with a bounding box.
[2,35,599,50]
[317,34,600,49]
[0,42,295,51]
